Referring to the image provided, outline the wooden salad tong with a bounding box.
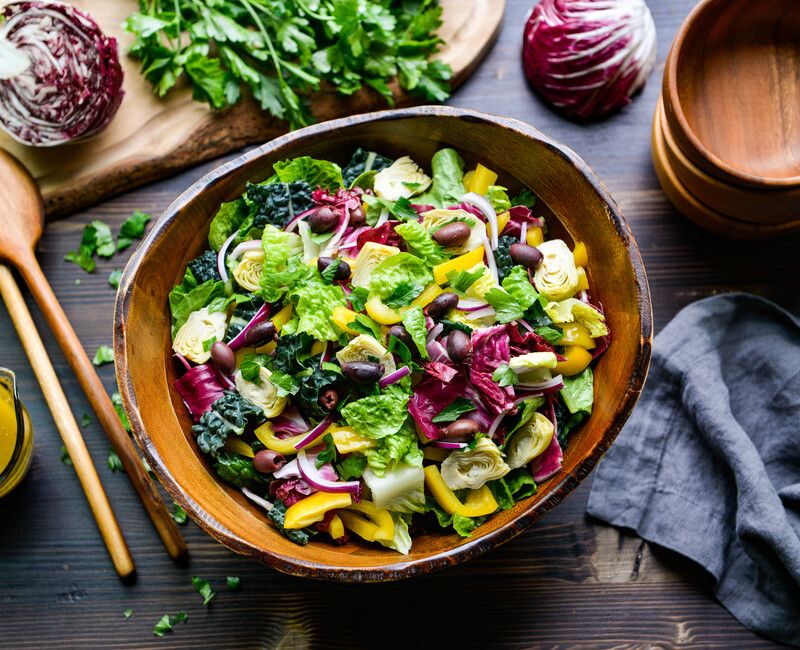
[0,149,186,573]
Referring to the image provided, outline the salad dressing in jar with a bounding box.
[0,368,33,497]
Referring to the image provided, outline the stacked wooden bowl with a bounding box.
[652,0,800,239]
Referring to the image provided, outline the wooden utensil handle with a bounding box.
[16,253,187,560]
[0,264,134,577]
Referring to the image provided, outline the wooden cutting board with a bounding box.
[0,0,505,219]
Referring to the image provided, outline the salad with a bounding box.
[168,147,609,554]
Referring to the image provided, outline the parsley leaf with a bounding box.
[315,434,337,468]
[172,502,188,525]
[383,281,419,308]
[92,345,114,366]
[227,576,241,591]
[60,445,72,466]
[348,287,370,312]
[111,391,130,432]
[108,450,124,473]
[117,210,152,251]
[153,611,187,637]
[108,269,122,289]
[123,609,133,619]
[80,413,92,428]
[431,397,475,423]
[492,363,518,387]
[192,576,216,606]
[446,267,485,293]
[336,454,367,480]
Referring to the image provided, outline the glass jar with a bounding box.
[0,368,33,497]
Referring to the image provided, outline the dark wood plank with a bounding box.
[0,0,792,647]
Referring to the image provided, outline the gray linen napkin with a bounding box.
[587,293,800,646]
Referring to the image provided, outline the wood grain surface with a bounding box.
[0,0,797,647]
[0,0,504,219]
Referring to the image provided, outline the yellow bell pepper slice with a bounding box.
[338,500,394,541]
[410,284,444,309]
[422,446,451,462]
[423,465,498,517]
[468,163,498,195]
[331,306,360,335]
[254,422,305,456]
[463,169,475,190]
[559,323,595,350]
[310,340,326,356]
[433,245,486,285]
[576,267,590,292]
[223,437,254,458]
[573,241,588,267]
[526,227,544,247]
[365,295,401,325]
[329,426,376,454]
[272,304,294,331]
[487,210,511,238]
[284,492,353,529]
[555,345,593,377]
[328,514,345,540]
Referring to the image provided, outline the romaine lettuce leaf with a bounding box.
[273,156,343,189]
[169,276,227,337]
[502,266,538,311]
[486,185,511,212]
[363,464,425,513]
[560,367,593,415]
[368,252,432,301]
[208,199,247,250]
[289,271,347,341]
[341,385,410,440]
[416,148,465,208]
[363,423,423,476]
[394,220,448,266]
[400,306,429,359]
[377,512,413,555]
[259,226,307,302]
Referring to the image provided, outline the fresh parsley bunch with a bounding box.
[124,0,452,129]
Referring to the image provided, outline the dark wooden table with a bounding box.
[1,1,796,648]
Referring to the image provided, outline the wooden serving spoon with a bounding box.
[0,149,187,563]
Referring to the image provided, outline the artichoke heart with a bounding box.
[544,299,609,338]
[422,209,483,255]
[172,307,227,364]
[335,334,396,376]
[440,437,510,490]
[351,241,400,289]
[533,239,579,301]
[234,367,287,418]
[505,412,555,469]
[463,263,499,299]
[508,351,558,384]
[373,156,431,201]
[232,250,265,292]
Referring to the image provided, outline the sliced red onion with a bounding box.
[242,487,274,512]
[430,441,467,449]
[457,298,490,312]
[488,408,510,438]
[520,222,528,244]
[578,290,590,303]
[285,206,318,232]
[297,450,361,495]
[374,208,390,228]
[294,415,334,450]
[320,342,332,366]
[320,213,351,257]
[426,322,444,344]
[518,318,534,333]
[516,374,564,394]
[463,192,499,249]
[379,365,410,389]
[216,232,238,283]
[229,240,262,262]
[173,352,192,374]
[482,236,499,284]
[468,306,497,320]
[228,303,270,351]
[426,340,449,363]
[273,458,301,480]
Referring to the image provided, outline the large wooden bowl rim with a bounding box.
[663,0,800,188]
[115,106,652,581]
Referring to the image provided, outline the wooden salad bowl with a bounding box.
[114,106,652,582]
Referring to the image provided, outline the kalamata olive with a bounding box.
[210,341,235,374]
[341,360,384,384]
[243,320,277,347]
[253,449,286,474]
[349,204,366,227]
[446,329,472,363]
[509,243,543,269]
[433,222,471,247]
[426,292,459,320]
[443,418,480,442]
[318,388,339,411]
[307,206,338,233]
[317,256,351,281]
[388,325,414,350]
